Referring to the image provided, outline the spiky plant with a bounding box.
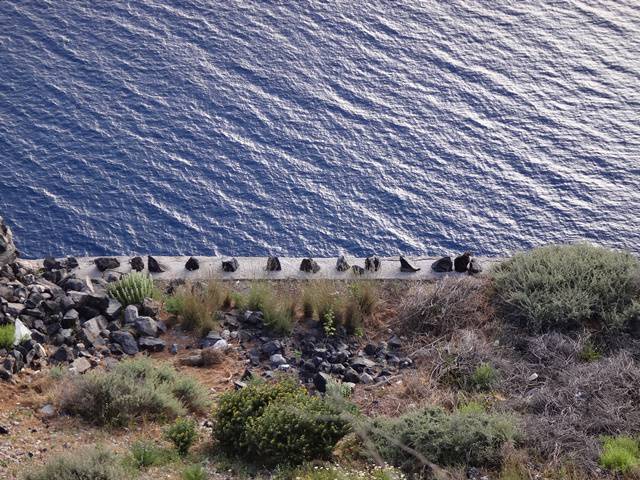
[108,272,155,306]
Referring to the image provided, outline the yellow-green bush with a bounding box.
[0,323,15,350]
[164,417,198,457]
[166,281,230,335]
[493,244,640,333]
[599,436,640,473]
[212,378,350,466]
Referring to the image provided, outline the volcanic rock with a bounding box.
[138,336,165,352]
[431,256,453,273]
[0,216,17,267]
[110,330,139,355]
[399,256,420,273]
[468,258,482,275]
[351,265,365,275]
[185,257,200,271]
[134,316,158,337]
[266,256,281,271]
[222,258,239,272]
[300,258,320,273]
[130,256,145,272]
[94,257,120,272]
[336,255,350,272]
[365,256,381,272]
[147,255,164,273]
[454,252,471,273]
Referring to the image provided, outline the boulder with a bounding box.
[147,256,164,273]
[134,316,158,337]
[105,299,123,320]
[300,258,320,273]
[61,309,79,328]
[43,257,62,271]
[222,258,239,273]
[130,256,145,272]
[124,305,138,324]
[65,257,79,270]
[0,216,17,268]
[110,330,139,355]
[140,297,160,317]
[336,255,350,272]
[351,265,365,275]
[266,256,281,271]
[468,258,482,275]
[185,257,200,271]
[94,257,120,272]
[270,354,287,367]
[454,252,471,273]
[313,372,331,393]
[71,357,91,374]
[138,336,165,352]
[431,256,453,273]
[365,256,381,272]
[399,256,420,273]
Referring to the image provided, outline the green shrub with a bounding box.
[493,244,640,333]
[599,436,640,473]
[0,323,15,350]
[469,363,498,391]
[60,357,209,426]
[182,464,208,480]
[128,440,173,469]
[22,446,125,480]
[165,418,198,457]
[212,378,350,466]
[578,341,602,362]
[367,407,518,472]
[108,272,155,306]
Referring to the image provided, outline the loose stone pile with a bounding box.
[0,259,165,381]
[204,309,413,390]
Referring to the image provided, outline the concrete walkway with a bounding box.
[29,256,503,281]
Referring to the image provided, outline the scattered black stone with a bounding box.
[65,257,79,270]
[130,256,145,272]
[0,425,8,435]
[110,331,139,355]
[266,256,281,271]
[336,255,350,272]
[147,255,164,273]
[351,265,365,275]
[388,335,402,350]
[138,337,165,352]
[94,257,120,272]
[454,252,471,273]
[468,258,482,275]
[300,258,320,273]
[43,257,62,271]
[185,257,200,271]
[431,256,453,273]
[222,257,239,273]
[399,256,420,273]
[365,256,381,272]
[313,372,331,392]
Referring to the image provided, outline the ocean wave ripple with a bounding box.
[1,0,639,258]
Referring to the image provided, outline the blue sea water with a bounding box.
[1,1,639,259]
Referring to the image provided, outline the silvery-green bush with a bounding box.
[493,244,640,333]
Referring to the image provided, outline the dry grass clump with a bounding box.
[242,281,297,334]
[22,446,126,480]
[165,280,231,335]
[517,352,640,469]
[301,280,381,334]
[398,276,494,337]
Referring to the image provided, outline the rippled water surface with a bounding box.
[1,1,639,258]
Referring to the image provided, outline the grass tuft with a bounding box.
[0,323,15,350]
